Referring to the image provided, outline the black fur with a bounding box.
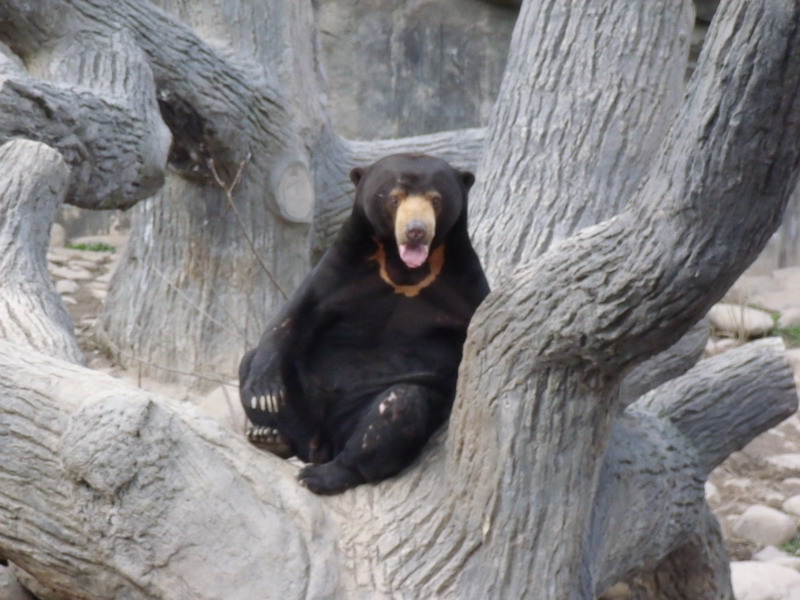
[239,154,489,494]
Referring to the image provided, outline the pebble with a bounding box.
[723,477,754,492]
[732,505,797,547]
[769,455,800,474]
[730,561,800,600]
[708,338,742,356]
[754,546,790,562]
[766,490,789,507]
[784,496,800,517]
[597,582,630,600]
[787,349,800,373]
[49,265,94,281]
[707,303,774,338]
[46,252,68,266]
[79,317,97,328]
[55,280,79,295]
[70,258,100,270]
[780,308,800,328]
[49,223,66,248]
[705,481,721,505]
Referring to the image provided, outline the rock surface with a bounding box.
[707,303,775,338]
[784,496,800,517]
[732,505,798,547]
[730,561,800,600]
[317,0,517,140]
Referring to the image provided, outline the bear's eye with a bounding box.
[388,195,401,208]
[429,193,442,210]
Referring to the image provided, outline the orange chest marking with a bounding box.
[369,241,445,298]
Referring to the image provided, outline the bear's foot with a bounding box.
[298,462,364,495]
[246,425,293,458]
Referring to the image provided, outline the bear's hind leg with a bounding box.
[298,384,444,494]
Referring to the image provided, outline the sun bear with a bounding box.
[239,153,489,494]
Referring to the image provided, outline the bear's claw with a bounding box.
[249,391,284,413]
[246,424,293,458]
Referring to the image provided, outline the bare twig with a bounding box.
[209,154,289,300]
[149,263,246,340]
[105,338,237,388]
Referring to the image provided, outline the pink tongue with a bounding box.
[399,244,429,269]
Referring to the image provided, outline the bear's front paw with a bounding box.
[298,462,364,495]
[240,346,287,419]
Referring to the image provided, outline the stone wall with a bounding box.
[317,0,517,139]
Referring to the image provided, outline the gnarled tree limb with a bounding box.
[0,17,170,209]
[0,139,83,364]
[1,1,799,598]
[0,339,793,599]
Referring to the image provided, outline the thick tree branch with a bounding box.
[0,338,792,598]
[69,0,334,381]
[0,26,170,209]
[638,338,799,477]
[0,139,83,363]
[619,319,709,406]
[0,341,340,600]
[468,0,800,372]
[594,338,797,593]
[0,0,317,210]
[470,0,692,281]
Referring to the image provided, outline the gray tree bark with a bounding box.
[0,139,83,364]
[1,0,799,598]
[0,336,794,599]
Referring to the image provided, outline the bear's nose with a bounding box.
[405,221,427,244]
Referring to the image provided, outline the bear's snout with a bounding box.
[405,220,428,245]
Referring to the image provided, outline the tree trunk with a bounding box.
[86,0,326,384]
[1,0,799,598]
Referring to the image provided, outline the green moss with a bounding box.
[779,325,800,348]
[781,536,800,556]
[66,242,116,253]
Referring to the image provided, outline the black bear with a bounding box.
[239,153,489,494]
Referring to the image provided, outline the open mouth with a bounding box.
[399,243,430,269]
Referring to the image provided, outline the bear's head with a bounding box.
[350,154,475,270]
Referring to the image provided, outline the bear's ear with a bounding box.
[350,167,364,187]
[460,171,476,191]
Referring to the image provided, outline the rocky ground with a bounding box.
[39,229,800,600]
